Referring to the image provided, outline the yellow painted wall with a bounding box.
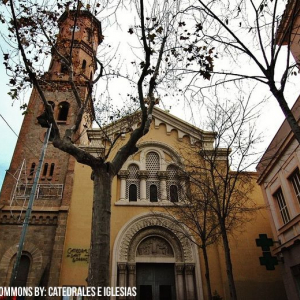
[59,115,286,300]
[59,163,93,285]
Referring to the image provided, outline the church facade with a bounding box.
[58,111,287,300]
[0,9,287,300]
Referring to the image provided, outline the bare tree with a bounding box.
[164,94,262,300]
[163,176,220,300]
[174,0,300,144]
[1,0,186,297]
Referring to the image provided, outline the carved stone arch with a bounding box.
[111,213,204,300]
[121,158,142,171]
[127,162,140,171]
[136,235,174,257]
[138,141,184,170]
[127,227,183,262]
[120,141,183,172]
[167,162,180,171]
[117,214,194,263]
[0,242,43,287]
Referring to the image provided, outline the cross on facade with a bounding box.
[259,252,278,270]
[256,234,274,251]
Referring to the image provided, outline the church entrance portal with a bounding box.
[136,263,176,300]
[113,214,203,299]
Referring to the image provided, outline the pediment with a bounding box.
[152,107,216,148]
[85,106,216,150]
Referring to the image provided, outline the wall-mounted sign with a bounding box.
[67,248,90,263]
[256,234,278,270]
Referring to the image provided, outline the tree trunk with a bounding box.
[271,86,300,145]
[220,222,237,300]
[202,245,213,300]
[87,166,112,300]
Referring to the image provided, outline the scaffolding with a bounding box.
[10,159,64,205]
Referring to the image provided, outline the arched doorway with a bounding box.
[136,236,176,300]
[0,243,43,287]
[112,213,204,300]
[14,255,31,287]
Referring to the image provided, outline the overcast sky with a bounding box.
[1,2,300,190]
[1,60,299,189]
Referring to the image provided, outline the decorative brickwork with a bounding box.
[117,214,194,263]
[0,213,58,225]
[0,9,102,293]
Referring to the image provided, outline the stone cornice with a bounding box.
[136,141,183,166]
[86,107,217,148]
[157,171,168,179]
[58,10,102,44]
[87,112,141,142]
[0,212,59,226]
[153,107,216,147]
[137,170,149,179]
[118,170,129,178]
[0,206,69,212]
[276,0,299,45]
[117,213,194,263]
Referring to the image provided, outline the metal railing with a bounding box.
[14,183,64,200]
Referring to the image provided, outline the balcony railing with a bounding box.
[14,183,64,200]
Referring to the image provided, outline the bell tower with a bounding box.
[49,10,102,83]
[0,10,102,288]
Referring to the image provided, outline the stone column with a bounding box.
[138,171,149,201]
[157,171,168,202]
[127,263,136,300]
[185,263,196,300]
[118,263,127,300]
[118,170,129,201]
[175,263,185,300]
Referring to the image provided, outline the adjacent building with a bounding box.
[257,96,300,300]
[257,1,300,299]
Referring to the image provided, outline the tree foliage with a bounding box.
[1,0,206,297]
[176,0,300,144]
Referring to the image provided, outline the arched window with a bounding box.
[129,184,137,202]
[29,163,36,177]
[57,102,70,122]
[14,255,30,287]
[86,29,92,42]
[128,164,139,178]
[49,163,55,177]
[42,163,48,177]
[146,152,160,173]
[126,164,140,200]
[146,152,160,201]
[61,62,68,73]
[170,185,178,202]
[150,184,158,202]
[167,165,180,202]
[82,59,87,70]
